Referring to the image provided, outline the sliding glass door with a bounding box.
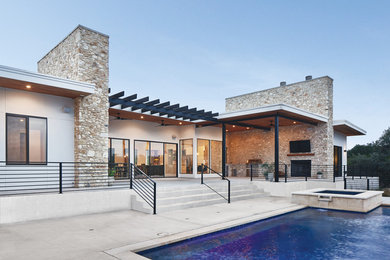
[135,140,177,177]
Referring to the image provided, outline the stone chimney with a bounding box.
[38,25,109,163]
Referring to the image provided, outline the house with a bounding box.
[0,25,366,189]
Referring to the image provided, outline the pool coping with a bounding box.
[292,188,383,199]
[104,204,306,259]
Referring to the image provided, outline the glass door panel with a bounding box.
[197,139,210,174]
[334,146,342,177]
[150,142,164,177]
[135,141,149,175]
[211,140,222,173]
[164,143,177,177]
[180,139,193,174]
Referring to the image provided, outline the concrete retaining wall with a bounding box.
[0,189,135,224]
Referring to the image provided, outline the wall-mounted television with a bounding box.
[290,140,311,153]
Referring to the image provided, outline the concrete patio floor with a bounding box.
[0,196,303,260]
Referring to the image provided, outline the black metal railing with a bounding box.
[130,163,157,214]
[200,164,230,203]
[0,162,133,196]
[246,163,339,183]
[0,161,157,214]
[343,164,390,190]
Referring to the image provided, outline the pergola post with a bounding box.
[274,114,279,182]
[222,123,226,178]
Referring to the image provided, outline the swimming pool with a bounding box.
[139,207,390,259]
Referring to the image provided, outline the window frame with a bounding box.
[108,137,131,165]
[6,113,48,165]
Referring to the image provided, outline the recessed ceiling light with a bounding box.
[26,85,31,89]
[293,121,297,124]
[140,116,144,119]
[179,122,182,125]
[246,127,250,130]
[232,125,236,128]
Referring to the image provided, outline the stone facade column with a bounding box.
[37,25,109,186]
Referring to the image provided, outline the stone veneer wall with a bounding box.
[37,25,109,164]
[225,77,334,179]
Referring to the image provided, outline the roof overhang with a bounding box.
[333,120,366,136]
[0,65,95,98]
[195,104,328,131]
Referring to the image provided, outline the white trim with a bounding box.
[0,65,95,95]
[216,104,328,123]
[333,120,367,135]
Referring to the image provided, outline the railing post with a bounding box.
[228,181,231,203]
[250,164,253,181]
[59,162,63,194]
[285,164,287,183]
[333,169,336,183]
[201,164,204,184]
[305,174,307,182]
[153,182,157,215]
[367,178,370,190]
[129,164,133,189]
[344,176,347,189]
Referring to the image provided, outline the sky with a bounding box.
[1,0,389,148]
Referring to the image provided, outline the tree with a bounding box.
[348,127,390,164]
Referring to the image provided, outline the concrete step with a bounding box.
[157,189,256,206]
[157,184,262,198]
[132,181,268,214]
[158,196,227,213]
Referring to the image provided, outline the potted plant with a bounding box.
[261,163,275,181]
[317,171,323,179]
[108,167,116,186]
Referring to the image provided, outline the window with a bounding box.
[180,139,193,174]
[109,138,129,164]
[289,140,311,153]
[6,114,47,164]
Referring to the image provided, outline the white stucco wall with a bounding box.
[334,130,347,166]
[108,118,222,177]
[0,87,74,162]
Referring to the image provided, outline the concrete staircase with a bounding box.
[132,180,268,214]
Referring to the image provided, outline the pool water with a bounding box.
[139,207,390,260]
[315,190,363,195]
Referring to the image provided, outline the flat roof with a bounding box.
[217,104,327,123]
[0,65,95,98]
[333,120,366,136]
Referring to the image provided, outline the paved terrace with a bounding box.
[0,196,303,260]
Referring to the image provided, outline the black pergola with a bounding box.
[110,92,323,182]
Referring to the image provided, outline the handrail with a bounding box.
[130,163,157,214]
[200,164,230,203]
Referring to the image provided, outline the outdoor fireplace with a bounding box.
[291,160,311,177]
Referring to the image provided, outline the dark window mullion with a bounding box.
[26,116,30,164]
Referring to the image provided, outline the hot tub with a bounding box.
[291,188,383,213]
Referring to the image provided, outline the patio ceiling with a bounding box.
[0,65,95,98]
